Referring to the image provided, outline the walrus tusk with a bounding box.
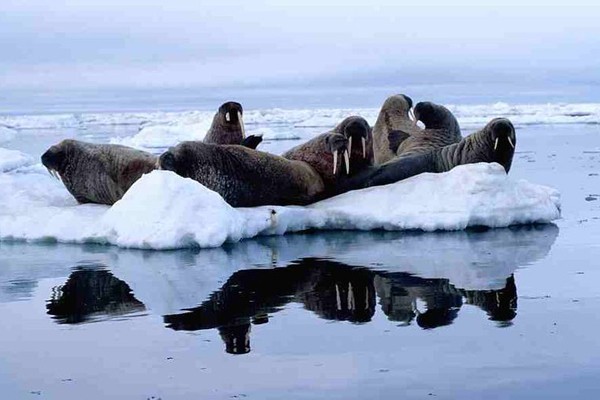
[409,107,416,123]
[494,138,499,151]
[333,150,338,175]
[335,284,342,310]
[344,149,350,174]
[46,167,53,177]
[362,137,366,158]
[49,169,59,180]
[348,136,352,155]
[238,111,245,138]
[508,137,515,149]
[225,112,230,122]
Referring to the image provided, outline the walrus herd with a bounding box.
[41,94,516,207]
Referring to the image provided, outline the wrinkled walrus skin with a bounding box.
[41,140,158,205]
[159,141,325,207]
[333,118,516,195]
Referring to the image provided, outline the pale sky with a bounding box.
[1,1,599,90]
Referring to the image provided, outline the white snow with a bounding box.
[0,148,35,172]
[0,163,560,250]
[110,123,210,150]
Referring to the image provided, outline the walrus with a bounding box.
[41,140,157,205]
[331,117,517,195]
[372,94,419,165]
[203,101,263,149]
[391,101,462,158]
[283,116,374,187]
[158,142,324,207]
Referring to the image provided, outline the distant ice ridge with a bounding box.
[1,102,599,151]
[1,102,598,131]
[0,163,560,250]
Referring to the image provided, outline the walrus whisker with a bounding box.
[225,112,230,122]
[344,150,350,174]
[348,136,352,155]
[508,137,515,149]
[494,138,499,151]
[238,111,245,139]
[333,150,338,175]
[362,137,366,158]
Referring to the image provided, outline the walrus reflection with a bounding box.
[164,259,517,354]
[219,324,252,355]
[47,267,145,324]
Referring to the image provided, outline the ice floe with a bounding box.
[0,162,560,250]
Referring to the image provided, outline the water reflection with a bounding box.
[47,266,146,324]
[30,224,557,353]
[164,259,517,353]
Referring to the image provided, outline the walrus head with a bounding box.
[380,94,414,121]
[217,101,245,137]
[336,116,372,160]
[413,101,460,135]
[487,118,516,173]
[158,141,205,179]
[41,140,74,182]
[327,116,373,176]
[158,148,184,176]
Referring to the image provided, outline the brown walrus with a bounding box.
[372,94,419,164]
[332,117,517,195]
[203,101,263,149]
[158,142,324,207]
[391,101,462,158]
[41,140,157,205]
[283,116,374,188]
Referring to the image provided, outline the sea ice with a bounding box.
[0,162,561,250]
[0,148,34,172]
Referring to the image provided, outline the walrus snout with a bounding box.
[490,118,516,150]
[219,101,243,124]
[342,118,371,159]
[325,134,350,175]
[158,151,178,172]
[41,147,60,170]
[488,118,516,173]
[41,146,66,180]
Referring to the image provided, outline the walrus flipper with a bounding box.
[388,129,411,153]
[241,134,263,149]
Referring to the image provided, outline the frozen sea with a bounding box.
[0,87,599,399]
